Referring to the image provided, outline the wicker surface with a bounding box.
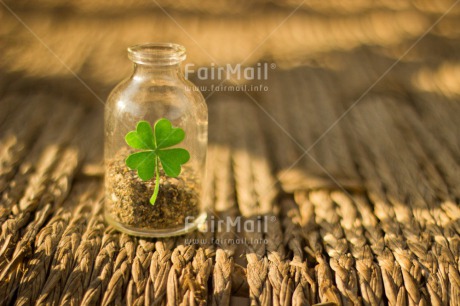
[1,1,460,305]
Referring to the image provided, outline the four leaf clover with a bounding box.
[125,119,190,205]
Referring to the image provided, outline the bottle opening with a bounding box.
[127,43,186,66]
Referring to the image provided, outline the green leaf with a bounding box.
[125,151,156,181]
[157,148,190,177]
[125,121,155,150]
[124,118,190,205]
[154,118,186,149]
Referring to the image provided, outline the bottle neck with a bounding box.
[132,63,183,80]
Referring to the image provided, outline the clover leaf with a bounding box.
[125,119,190,205]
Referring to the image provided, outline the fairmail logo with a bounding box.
[185,215,273,233]
[184,215,273,245]
[184,62,276,81]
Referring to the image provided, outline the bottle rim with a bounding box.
[127,43,186,66]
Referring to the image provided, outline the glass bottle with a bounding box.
[104,43,208,237]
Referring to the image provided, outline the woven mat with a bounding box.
[1,2,460,305]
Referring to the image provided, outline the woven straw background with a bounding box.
[0,1,459,305]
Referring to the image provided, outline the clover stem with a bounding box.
[150,158,160,205]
